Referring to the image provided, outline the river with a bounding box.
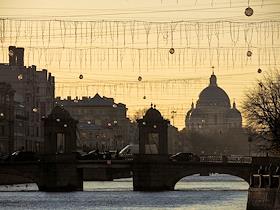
[0,174,248,210]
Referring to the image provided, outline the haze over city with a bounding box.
[0,1,280,210]
[0,0,279,128]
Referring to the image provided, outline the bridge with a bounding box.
[0,154,276,191]
[0,106,279,192]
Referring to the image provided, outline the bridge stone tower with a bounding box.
[133,106,172,191]
[137,106,169,155]
[38,106,83,191]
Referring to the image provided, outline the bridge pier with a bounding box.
[38,106,83,191]
[38,154,83,192]
[133,155,174,191]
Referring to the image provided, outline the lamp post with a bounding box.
[171,110,176,126]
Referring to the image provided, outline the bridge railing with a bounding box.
[199,155,252,164]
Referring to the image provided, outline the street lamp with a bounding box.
[171,110,176,126]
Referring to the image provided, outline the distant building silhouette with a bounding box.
[56,94,136,151]
[184,73,248,155]
[185,72,242,133]
[0,46,55,153]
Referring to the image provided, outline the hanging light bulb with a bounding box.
[138,76,142,81]
[79,74,83,79]
[17,74,23,80]
[257,68,262,73]
[169,48,175,54]
[247,50,252,57]
[245,7,254,16]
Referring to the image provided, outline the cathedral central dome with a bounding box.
[196,73,230,108]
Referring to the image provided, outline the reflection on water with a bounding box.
[0,174,248,210]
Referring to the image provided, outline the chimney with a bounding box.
[15,47,24,66]
[8,46,16,66]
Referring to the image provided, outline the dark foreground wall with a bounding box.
[247,173,280,210]
[247,188,280,210]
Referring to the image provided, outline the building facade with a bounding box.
[184,73,248,155]
[56,94,136,151]
[0,83,15,153]
[0,46,55,153]
[185,73,242,133]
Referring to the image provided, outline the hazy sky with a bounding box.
[0,0,279,128]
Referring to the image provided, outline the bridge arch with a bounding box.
[167,164,251,190]
[173,173,249,190]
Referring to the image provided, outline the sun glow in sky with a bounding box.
[0,0,279,128]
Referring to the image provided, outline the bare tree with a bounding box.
[242,70,280,152]
[130,108,148,122]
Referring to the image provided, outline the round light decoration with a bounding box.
[87,121,91,125]
[138,76,142,81]
[32,108,38,112]
[142,122,146,125]
[113,104,117,108]
[113,120,118,124]
[247,51,252,57]
[108,123,112,127]
[245,7,254,16]
[79,74,83,79]
[0,113,4,117]
[63,124,68,128]
[169,48,175,54]
[17,74,23,80]
[8,50,14,57]
[153,125,157,128]
[257,68,262,73]
[56,118,61,122]
[74,99,78,103]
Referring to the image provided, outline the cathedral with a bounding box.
[183,73,248,155]
[185,72,242,134]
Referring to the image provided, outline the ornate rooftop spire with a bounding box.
[209,72,217,86]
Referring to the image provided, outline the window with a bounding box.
[36,127,39,137]
[0,126,5,136]
[57,133,65,153]
[145,133,159,154]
